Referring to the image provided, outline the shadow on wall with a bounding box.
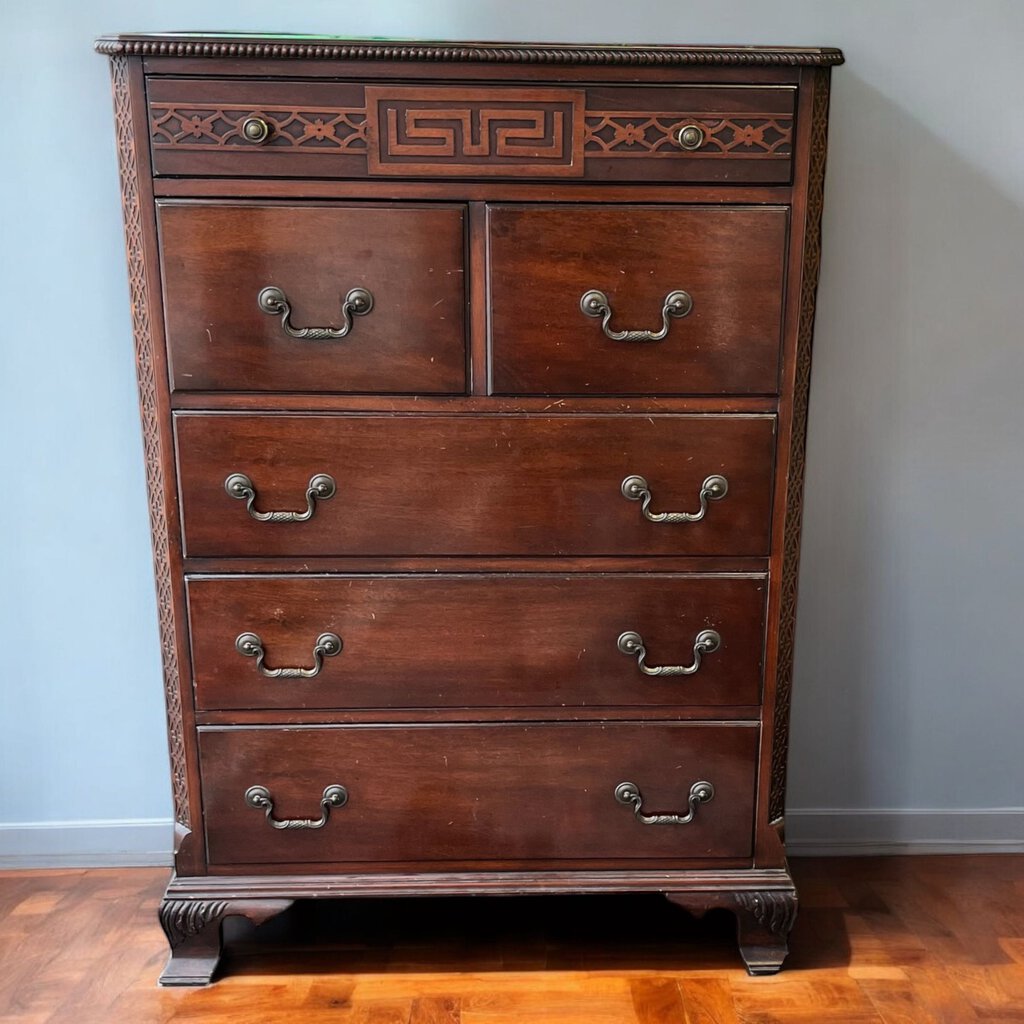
[788,69,1024,819]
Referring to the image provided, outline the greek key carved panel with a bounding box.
[365,87,585,177]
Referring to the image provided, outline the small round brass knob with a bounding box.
[676,124,706,151]
[242,116,271,145]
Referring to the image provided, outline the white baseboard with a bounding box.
[786,807,1024,855]
[0,819,173,869]
[1,810,1022,868]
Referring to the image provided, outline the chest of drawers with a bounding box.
[97,33,841,985]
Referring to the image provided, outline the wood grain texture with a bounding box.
[4,856,1022,1019]
[175,413,776,558]
[157,201,466,394]
[185,573,767,711]
[488,206,787,395]
[141,58,806,86]
[467,202,488,396]
[164,867,792,897]
[182,556,769,574]
[169,393,780,413]
[193,707,763,727]
[198,722,759,866]
[153,177,792,203]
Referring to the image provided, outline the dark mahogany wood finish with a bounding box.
[198,722,759,866]
[174,413,776,557]
[186,573,768,710]
[146,76,796,184]
[99,32,840,986]
[158,201,466,394]
[488,205,788,395]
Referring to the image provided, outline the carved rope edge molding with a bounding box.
[110,55,191,830]
[95,38,844,66]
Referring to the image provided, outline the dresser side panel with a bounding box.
[109,54,204,874]
[757,66,834,862]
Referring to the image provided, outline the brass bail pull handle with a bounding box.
[235,632,342,679]
[614,781,715,826]
[617,629,721,677]
[258,285,374,340]
[580,289,692,342]
[245,785,348,830]
[621,474,728,524]
[225,472,336,523]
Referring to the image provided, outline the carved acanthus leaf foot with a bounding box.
[157,897,293,986]
[663,887,797,976]
[734,890,798,976]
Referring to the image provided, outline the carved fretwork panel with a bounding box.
[150,105,367,152]
[584,113,792,158]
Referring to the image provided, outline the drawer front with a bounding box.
[148,78,793,183]
[583,85,795,183]
[187,574,767,711]
[489,205,787,396]
[158,202,466,394]
[175,414,775,557]
[199,723,758,866]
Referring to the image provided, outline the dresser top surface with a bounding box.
[94,33,844,66]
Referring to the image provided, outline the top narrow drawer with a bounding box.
[147,78,795,183]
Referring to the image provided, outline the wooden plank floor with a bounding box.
[1,856,1023,1022]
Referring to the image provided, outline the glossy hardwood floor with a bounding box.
[1,856,1022,1022]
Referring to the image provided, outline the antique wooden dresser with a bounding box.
[96,33,842,984]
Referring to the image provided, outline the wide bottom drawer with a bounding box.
[199,723,758,867]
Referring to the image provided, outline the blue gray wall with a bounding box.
[2,0,1022,862]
